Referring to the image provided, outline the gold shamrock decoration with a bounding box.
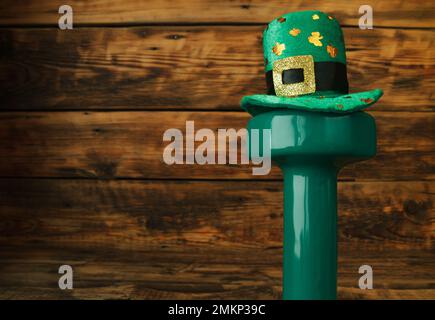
[308,32,323,46]
[272,42,286,56]
[328,16,334,20]
[327,44,338,57]
[312,14,320,20]
[289,28,301,37]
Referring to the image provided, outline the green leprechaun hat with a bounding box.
[241,10,383,115]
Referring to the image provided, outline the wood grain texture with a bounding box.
[0,179,433,299]
[0,111,433,180]
[1,27,434,111]
[0,0,433,301]
[0,0,434,27]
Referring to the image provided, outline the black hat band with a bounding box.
[266,61,349,96]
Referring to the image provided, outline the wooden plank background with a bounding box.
[0,0,434,299]
[0,0,434,27]
[1,27,433,111]
[0,111,433,180]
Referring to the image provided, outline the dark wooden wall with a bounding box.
[0,1,434,299]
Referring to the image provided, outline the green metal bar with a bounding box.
[281,162,337,300]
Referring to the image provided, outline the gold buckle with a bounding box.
[272,55,316,97]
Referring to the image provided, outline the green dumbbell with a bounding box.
[247,109,376,299]
[241,10,382,300]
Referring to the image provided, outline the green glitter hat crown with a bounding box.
[263,10,346,72]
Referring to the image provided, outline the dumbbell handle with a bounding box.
[280,162,337,300]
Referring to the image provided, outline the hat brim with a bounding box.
[241,89,383,116]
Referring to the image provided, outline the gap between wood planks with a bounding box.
[0,22,434,30]
[0,109,433,113]
[0,176,432,182]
